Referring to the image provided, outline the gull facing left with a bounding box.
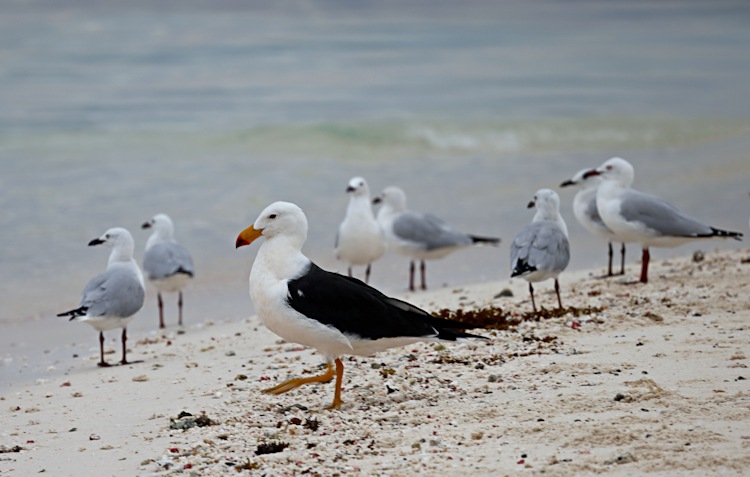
[58,228,145,367]
[334,176,386,284]
[142,213,195,328]
[590,157,743,283]
[560,167,626,277]
[510,189,570,313]
[236,201,484,410]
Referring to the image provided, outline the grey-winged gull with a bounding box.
[335,176,386,284]
[57,227,145,367]
[510,189,570,313]
[589,157,742,283]
[235,201,485,409]
[561,167,626,277]
[142,213,194,328]
[374,186,500,291]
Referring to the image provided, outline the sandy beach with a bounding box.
[1,248,749,476]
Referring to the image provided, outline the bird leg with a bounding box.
[554,278,563,309]
[97,331,111,367]
[120,328,129,365]
[364,264,371,284]
[607,242,614,277]
[158,292,165,329]
[528,282,537,313]
[619,243,626,275]
[639,247,650,284]
[347,267,353,278]
[325,358,345,410]
[419,260,427,290]
[409,261,416,291]
[262,361,335,396]
[178,291,184,327]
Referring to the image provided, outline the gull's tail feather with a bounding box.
[470,235,501,246]
[57,306,88,320]
[708,227,743,241]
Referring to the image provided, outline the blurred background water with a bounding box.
[2,0,749,387]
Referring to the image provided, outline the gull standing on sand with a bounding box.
[142,214,194,328]
[236,201,484,409]
[374,186,501,291]
[58,228,145,367]
[510,189,570,313]
[589,157,743,283]
[335,176,386,284]
[561,167,626,277]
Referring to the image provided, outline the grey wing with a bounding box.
[619,190,713,237]
[81,268,145,318]
[393,212,472,250]
[511,222,570,273]
[144,243,194,280]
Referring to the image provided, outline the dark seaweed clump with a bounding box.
[169,411,217,431]
[255,441,290,455]
[433,305,604,330]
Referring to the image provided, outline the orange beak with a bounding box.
[236,224,263,248]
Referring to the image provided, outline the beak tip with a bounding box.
[236,225,262,249]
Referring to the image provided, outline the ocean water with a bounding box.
[2,0,749,387]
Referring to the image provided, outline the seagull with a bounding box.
[57,228,145,367]
[334,176,386,284]
[374,186,500,291]
[142,213,194,328]
[561,167,626,277]
[589,157,743,283]
[510,189,570,313]
[235,201,485,409]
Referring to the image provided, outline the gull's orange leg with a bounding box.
[325,358,345,410]
[262,362,335,395]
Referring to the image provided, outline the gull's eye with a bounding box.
[269,214,277,219]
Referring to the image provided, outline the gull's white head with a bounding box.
[373,185,407,212]
[141,214,175,246]
[346,176,371,198]
[235,201,308,249]
[142,213,174,235]
[89,227,136,263]
[528,189,561,216]
[594,157,634,187]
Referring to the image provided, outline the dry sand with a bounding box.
[1,249,749,476]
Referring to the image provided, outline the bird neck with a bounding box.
[146,230,174,250]
[597,178,625,201]
[253,235,309,282]
[533,209,568,237]
[108,243,135,266]
[347,194,375,218]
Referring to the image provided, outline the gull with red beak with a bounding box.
[588,157,742,283]
[236,201,484,410]
[560,167,627,277]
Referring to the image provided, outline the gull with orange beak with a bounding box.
[236,201,484,410]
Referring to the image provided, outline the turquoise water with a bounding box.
[2,0,750,386]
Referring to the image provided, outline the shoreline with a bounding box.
[1,248,749,475]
